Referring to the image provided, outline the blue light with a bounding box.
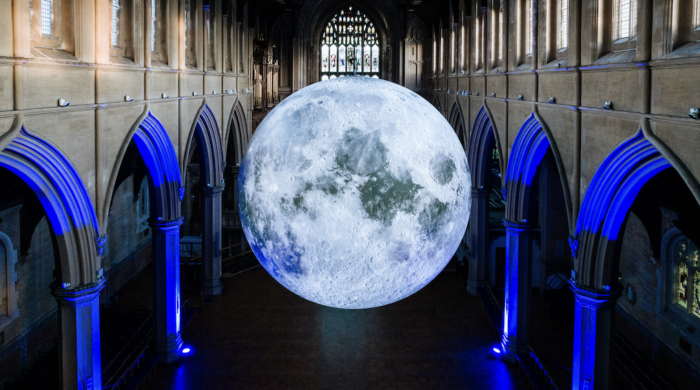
[181,347,192,355]
[492,347,501,354]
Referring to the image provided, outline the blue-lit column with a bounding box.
[202,186,223,297]
[467,188,489,295]
[53,281,105,390]
[571,283,620,390]
[501,219,534,361]
[151,217,184,364]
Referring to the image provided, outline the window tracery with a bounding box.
[615,0,637,40]
[320,7,379,80]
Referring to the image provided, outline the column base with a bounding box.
[501,333,529,363]
[156,333,184,365]
[202,278,223,297]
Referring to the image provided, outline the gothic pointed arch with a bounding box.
[104,109,182,227]
[574,130,673,288]
[448,102,466,150]
[184,102,225,188]
[405,16,429,93]
[504,112,573,227]
[225,100,248,165]
[0,126,100,287]
[467,105,505,189]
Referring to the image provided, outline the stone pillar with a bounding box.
[467,187,489,295]
[571,283,620,390]
[202,186,223,297]
[53,281,105,390]
[150,218,184,364]
[501,219,534,361]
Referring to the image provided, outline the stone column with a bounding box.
[202,186,223,297]
[53,281,105,390]
[501,219,534,361]
[467,187,489,295]
[571,283,620,390]
[150,218,184,364]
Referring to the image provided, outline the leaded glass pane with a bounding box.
[41,0,53,36]
[347,45,354,72]
[112,0,120,46]
[330,45,337,72]
[679,261,688,307]
[321,75,329,81]
[372,45,379,72]
[319,6,380,78]
[322,45,329,73]
[339,46,346,72]
[151,0,157,51]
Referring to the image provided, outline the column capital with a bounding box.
[51,280,105,304]
[471,187,489,197]
[570,282,621,308]
[202,185,225,195]
[502,218,535,233]
[148,217,185,230]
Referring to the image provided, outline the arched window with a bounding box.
[526,0,534,55]
[558,0,568,49]
[674,235,700,318]
[0,231,19,331]
[112,0,120,46]
[615,0,637,40]
[320,6,379,80]
[151,0,157,51]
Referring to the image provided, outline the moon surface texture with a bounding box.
[238,76,471,309]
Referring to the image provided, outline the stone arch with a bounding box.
[467,105,505,189]
[432,96,442,113]
[104,109,182,226]
[504,111,573,229]
[574,129,673,289]
[225,100,248,165]
[183,102,225,188]
[0,124,100,288]
[447,102,466,149]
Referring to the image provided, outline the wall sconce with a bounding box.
[490,93,496,98]
[689,108,699,120]
[474,92,479,96]
[61,282,71,289]
[548,97,556,104]
[446,89,451,94]
[193,92,199,96]
[456,90,460,95]
[162,93,169,99]
[518,95,524,101]
[233,89,238,94]
[244,88,250,93]
[125,96,134,102]
[58,98,70,107]
[603,101,612,110]
[212,91,218,95]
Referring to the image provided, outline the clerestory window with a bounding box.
[615,0,637,41]
[558,0,568,49]
[112,0,120,46]
[320,6,379,80]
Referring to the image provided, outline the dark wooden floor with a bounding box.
[147,268,526,390]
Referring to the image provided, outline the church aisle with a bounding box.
[149,268,525,390]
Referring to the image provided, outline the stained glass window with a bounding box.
[675,236,700,318]
[679,261,689,308]
[320,7,379,79]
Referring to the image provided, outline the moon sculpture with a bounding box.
[238,76,471,309]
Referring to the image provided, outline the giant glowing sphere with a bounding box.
[238,77,471,309]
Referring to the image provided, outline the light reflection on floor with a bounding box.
[150,268,525,390]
